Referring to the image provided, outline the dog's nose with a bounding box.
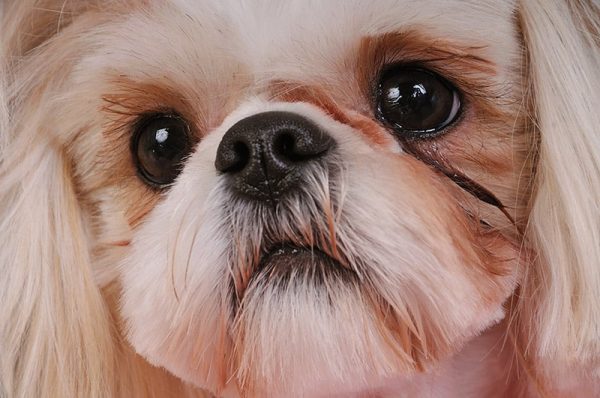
[215,111,334,200]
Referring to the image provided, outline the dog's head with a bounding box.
[1,1,599,397]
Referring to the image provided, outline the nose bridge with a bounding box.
[215,111,334,201]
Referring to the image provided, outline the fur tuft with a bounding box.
[518,0,600,369]
[0,2,114,396]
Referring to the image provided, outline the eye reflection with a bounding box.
[411,83,426,98]
[155,128,169,144]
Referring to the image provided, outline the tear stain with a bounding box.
[269,82,395,147]
[107,240,131,247]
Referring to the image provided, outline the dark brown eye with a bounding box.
[132,114,192,187]
[376,67,461,138]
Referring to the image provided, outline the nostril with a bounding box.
[272,128,333,163]
[230,141,250,172]
[215,139,251,173]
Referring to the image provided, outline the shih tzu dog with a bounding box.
[1,0,599,397]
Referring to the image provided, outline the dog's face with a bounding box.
[6,0,532,396]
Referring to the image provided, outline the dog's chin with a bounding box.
[230,245,400,396]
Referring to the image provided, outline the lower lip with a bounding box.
[252,244,346,285]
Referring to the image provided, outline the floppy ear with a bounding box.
[1,0,93,59]
[0,2,114,397]
[518,0,600,371]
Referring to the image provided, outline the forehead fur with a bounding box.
[76,0,520,94]
[171,0,519,68]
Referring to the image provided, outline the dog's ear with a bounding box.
[518,0,600,372]
[0,2,115,397]
[2,0,90,59]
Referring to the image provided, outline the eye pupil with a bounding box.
[133,115,192,187]
[377,68,460,138]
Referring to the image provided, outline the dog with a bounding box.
[1,0,599,397]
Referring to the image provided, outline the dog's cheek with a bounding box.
[117,135,236,390]
[339,151,519,359]
[119,206,230,389]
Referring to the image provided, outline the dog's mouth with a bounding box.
[257,244,344,282]
[231,242,357,308]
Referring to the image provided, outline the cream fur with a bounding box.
[519,0,600,370]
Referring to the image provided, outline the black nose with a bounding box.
[215,111,334,200]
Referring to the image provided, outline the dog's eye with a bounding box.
[376,67,460,138]
[132,114,192,187]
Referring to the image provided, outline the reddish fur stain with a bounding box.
[270,82,394,147]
